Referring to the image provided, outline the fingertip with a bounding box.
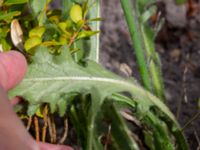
[0,51,27,90]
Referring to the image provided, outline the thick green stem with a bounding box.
[120,0,151,91]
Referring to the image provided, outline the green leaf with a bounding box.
[140,6,156,23]
[29,0,45,16]
[29,26,46,38]
[112,94,188,150]
[29,0,51,25]
[137,0,156,13]
[9,46,188,149]
[70,4,83,23]
[141,24,165,100]
[61,0,73,20]
[9,46,175,121]
[0,27,10,38]
[4,0,27,5]
[24,36,42,51]
[143,112,174,150]
[144,130,155,150]
[42,23,61,41]
[0,11,21,21]
[77,30,99,40]
[0,38,11,51]
[104,101,139,150]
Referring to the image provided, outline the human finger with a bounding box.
[0,51,27,90]
[38,142,74,150]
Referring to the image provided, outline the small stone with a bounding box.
[163,0,187,27]
[119,63,132,77]
[170,48,181,62]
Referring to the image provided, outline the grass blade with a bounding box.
[110,94,188,150]
[104,101,140,150]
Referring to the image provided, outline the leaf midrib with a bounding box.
[24,76,134,89]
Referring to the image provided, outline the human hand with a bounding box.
[0,51,73,150]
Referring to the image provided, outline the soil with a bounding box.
[100,0,200,149]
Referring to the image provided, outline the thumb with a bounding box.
[0,51,27,90]
[0,51,38,150]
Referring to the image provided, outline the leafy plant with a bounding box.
[0,0,189,149]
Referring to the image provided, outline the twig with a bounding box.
[51,116,57,143]
[68,32,78,47]
[42,105,48,142]
[182,111,200,131]
[177,54,190,118]
[26,116,32,131]
[34,116,40,141]
[47,116,54,143]
[120,110,141,127]
[194,130,200,150]
[183,54,190,103]
[47,115,57,143]
[59,117,68,144]
[176,96,182,119]
[104,125,111,150]
[183,67,189,103]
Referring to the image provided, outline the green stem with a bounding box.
[86,116,95,150]
[88,0,100,62]
[120,0,151,91]
[141,25,165,100]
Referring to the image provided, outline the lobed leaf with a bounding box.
[9,46,188,149]
[9,46,175,121]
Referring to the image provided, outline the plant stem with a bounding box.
[120,0,152,91]
[86,116,95,150]
[141,26,165,100]
[88,0,100,62]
